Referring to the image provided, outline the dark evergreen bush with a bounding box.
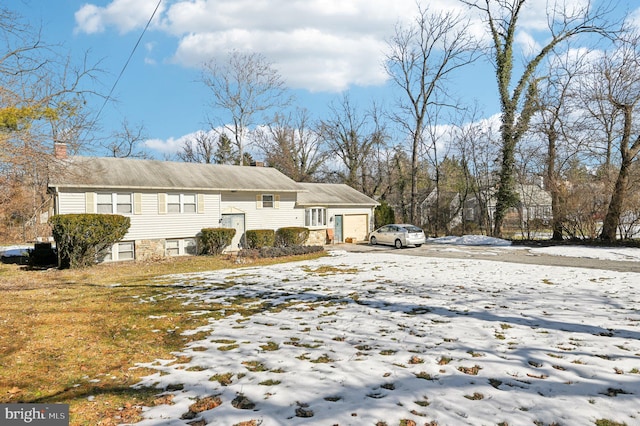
[275,227,309,247]
[198,228,236,255]
[238,245,323,258]
[245,229,276,249]
[49,214,130,269]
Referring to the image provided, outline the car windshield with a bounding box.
[402,225,423,233]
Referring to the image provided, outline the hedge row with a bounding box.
[238,245,324,259]
[245,229,276,249]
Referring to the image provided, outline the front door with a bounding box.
[221,213,245,251]
[334,215,343,243]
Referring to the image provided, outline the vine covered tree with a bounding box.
[462,0,614,237]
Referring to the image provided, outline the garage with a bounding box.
[342,214,369,242]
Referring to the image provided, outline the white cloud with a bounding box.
[74,0,164,35]
[144,134,192,155]
[74,0,603,94]
[515,31,542,57]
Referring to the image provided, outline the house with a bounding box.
[48,154,378,261]
[296,182,379,244]
[421,183,552,232]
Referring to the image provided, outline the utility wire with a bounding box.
[91,0,162,130]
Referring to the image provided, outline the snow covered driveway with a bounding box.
[132,249,640,426]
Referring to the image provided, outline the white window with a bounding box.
[166,240,180,256]
[183,194,197,213]
[117,242,135,260]
[167,194,181,213]
[167,194,197,213]
[117,193,132,214]
[166,238,197,256]
[184,238,197,255]
[97,193,113,214]
[305,207,327,227]
[262,194,274,208]
[97,193,132,214]
[99,241,135,262]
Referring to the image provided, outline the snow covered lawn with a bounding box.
[132,249,640,426]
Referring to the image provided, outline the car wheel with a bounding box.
[394,239,403,249]
[415,244,422,247]
[370,236,377,245]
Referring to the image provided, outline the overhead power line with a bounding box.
[91,0,162,131]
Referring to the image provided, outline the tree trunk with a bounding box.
[600,160,630,241]
[492,126,517,238]
[547,129,564,240]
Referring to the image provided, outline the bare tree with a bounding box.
[0,6,101,241]
[318,94,386,195]
[385,4,479,224]
[451,110,502,235]
[462,0,615,237]
[178,131,217,164]
[592,30,640,241]
[530,48,593,240]
[200,51,291,165]
[103,119,149,158]
[255,108,327,182]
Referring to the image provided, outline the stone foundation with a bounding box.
[135,239,166,261]
[306,229,328,245]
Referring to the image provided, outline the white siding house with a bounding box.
[296,183,378,244]
[48,156,378,261]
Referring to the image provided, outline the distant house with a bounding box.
[421,183,552,231]
[48,153,378,261]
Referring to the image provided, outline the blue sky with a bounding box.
[10,0,635,159]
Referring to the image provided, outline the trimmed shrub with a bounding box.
[49,214,130,269]
[238,245,324,259]
[275,227,309,247]
[245,229,276,249]
[198,228,236,255]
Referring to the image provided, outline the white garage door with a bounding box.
[343,214,368,242]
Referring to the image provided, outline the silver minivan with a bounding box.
[369,224,426,249]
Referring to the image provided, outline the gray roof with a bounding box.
[50,157,303,192]
[296,183,378,207]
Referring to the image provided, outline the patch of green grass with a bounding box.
[464,392,484,400]
[438,356,452,365]
[595,420,627,426]
[185,366,208,371]
[458,365,482,375]
[209,372,234,386]
[260,341,280,351]
[310,354,334,363]
[242,361,267,372]
[218,344,240,351]
[258,379,281,386]
[415,372,436,380]
[414,397,430,407]
[302,265,359,275]
[379,349,397,356]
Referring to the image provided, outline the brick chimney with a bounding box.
[54,142,67,159]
